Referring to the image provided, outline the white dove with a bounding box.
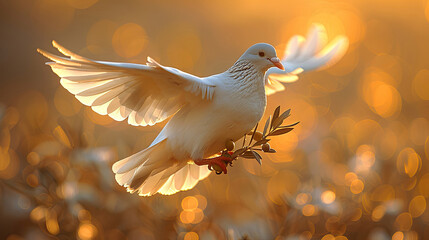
[38,24,348,196]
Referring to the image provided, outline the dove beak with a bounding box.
[269,57,284,70]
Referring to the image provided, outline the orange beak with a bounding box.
[269,57,284,70]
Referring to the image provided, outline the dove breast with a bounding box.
[162,70,266,161]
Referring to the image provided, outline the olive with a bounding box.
[262,143,271,152]
[253,131,264,141]
[225,139,235,151]
[212,164,223,174]
[248,131,263,141]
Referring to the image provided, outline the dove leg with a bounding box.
[194,155,233,174]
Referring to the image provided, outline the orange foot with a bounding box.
[194,153,233,174]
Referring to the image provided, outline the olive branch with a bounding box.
[213,106,299,174]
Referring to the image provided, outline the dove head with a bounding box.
[239,43,284,71]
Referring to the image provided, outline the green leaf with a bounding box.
[271,106,280,130]
[279,109,291,120]
[252,139,270,147]
[232,148,247,159]
[249,123,258,145]
[269,128,294,136]
[271,109,291,130]
[252,151,262,165]
[279,121,300,128]
[262,116,270,138]
[241,151,256,159]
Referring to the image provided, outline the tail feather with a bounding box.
[112,146,154,174]
[157,164,211,196]
[112,139,212,196]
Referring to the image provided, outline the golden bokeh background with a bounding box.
[1,0,429,239]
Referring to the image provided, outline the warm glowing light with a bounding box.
[371,82,401,118]
[335,236,348,240]
[182,196,198,210]
[112,23,146,58]
[269,131,299,154]
[53,126,72,148]
[361,193,372,214]
[296,193,310,205]
[394,212,413,231]
[321,234,335,240]
[350,179,364,194]
[267,151,295,164]
[355,145,375,173]
[61,182,77,199]
[409,196,426,218]
[46,211,59,235]
[361,69,402,118]
[184,232,199,240]
[321,190,336,204]
[302,204,317,216]
[412,69,429,100]
[194,195,207,210]
[30,206,46,222]
[192,208,204,224]
[26,174,39,187]
[344,172,358,186]
[4,2,429,238]
[396,148,421,178]
[26,152,40,166]
[371,205,385,222]
[78,223,98,240]
[180,210,195,224]
[392,231,404,240]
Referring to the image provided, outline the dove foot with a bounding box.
[194,154,233,174]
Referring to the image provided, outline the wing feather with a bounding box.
[265,24,349,96]
[38,41,216,126]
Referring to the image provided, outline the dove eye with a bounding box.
[258,51,265,57]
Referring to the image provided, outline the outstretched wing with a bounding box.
[265,24,349,96]
[38,41,215,126]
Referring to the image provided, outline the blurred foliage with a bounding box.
[1,0,429,239]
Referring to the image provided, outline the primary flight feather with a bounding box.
[38,24,347,196]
